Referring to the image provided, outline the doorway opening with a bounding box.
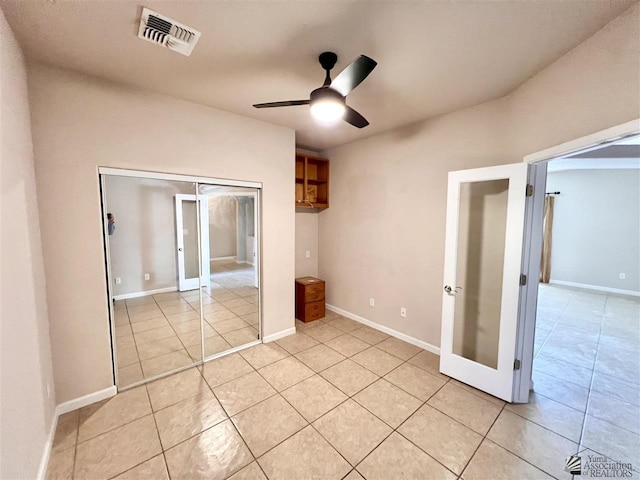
[518,121,640,469]
[528,133,640,463]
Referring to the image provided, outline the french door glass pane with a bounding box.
[452,179,509,369]
[181,199,200,280]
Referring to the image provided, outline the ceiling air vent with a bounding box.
[138,8,201,56]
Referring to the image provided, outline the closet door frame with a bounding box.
[99,167,262,391]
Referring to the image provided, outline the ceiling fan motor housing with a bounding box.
[310,86,345,106]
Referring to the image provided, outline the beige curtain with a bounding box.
[540,196,554,283]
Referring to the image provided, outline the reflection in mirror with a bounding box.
[197,184,260,358]
[104,175,201,388]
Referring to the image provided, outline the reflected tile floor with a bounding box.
[114,261,259,388]
[48,287,639,479]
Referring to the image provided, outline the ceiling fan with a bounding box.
[252,52,377,128]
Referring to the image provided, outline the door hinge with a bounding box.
[526,184,534,197]
[519,274,527,286]
[514,359,521,371]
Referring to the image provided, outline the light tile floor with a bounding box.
[114,261,258,387]
[48,291,639,480]
[533,284,640,478]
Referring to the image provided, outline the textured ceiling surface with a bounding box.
[1,0,634,150]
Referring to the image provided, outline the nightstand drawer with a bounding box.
[305,283,325,302]
[304,300,325,322]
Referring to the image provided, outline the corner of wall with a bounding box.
[0,7,57,479]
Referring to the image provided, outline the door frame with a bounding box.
[515,119,640,402]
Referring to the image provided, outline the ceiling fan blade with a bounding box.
[344,106,369,128]
[330,55,377,97]
[253,100,310,108]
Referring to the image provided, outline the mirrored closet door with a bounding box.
[101,169,261,389]
[198,184,260,357]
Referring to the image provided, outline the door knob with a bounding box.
[178,248,183,252]
[444,285,462,295]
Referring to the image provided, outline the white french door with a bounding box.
[175,194,210,291]
[440,163,530,402]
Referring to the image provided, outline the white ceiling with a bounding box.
[1,0,634,151]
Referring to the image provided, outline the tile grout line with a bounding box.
[576,293,606,458]
[71,272,260,477]
[350,377,457,479]
[456,402,507,479]
[71,328,408,473]
[63,304,614,480]
[206,332,412,477]
[70,408,80,480]
[195,361,266,480]
[533,287,640,475]
[121,285,256,388]
[244,337,462,479]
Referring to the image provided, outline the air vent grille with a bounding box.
[138,8,201,56]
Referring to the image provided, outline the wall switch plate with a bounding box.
[305,250,311,258]
[144,273,150,280]
[115,277,121,285]
[619,273,626,279]
[400,307,407,318]
[369,298,375,307]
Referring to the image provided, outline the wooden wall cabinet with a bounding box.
[296,153,329,209]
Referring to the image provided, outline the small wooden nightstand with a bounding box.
[295,277,326,322]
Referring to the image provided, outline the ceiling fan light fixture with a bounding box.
[310,87,345,123]
[310,100,345,123]
[252,53,376,129]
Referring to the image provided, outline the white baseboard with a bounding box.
[39,385,117,478]
[210,256,236,262]
[263,327,296,343]
[113,286,177,301]
[549,279,640,297]
[56,386,117,416]
[37,412,58,480]
[326,304,440,355]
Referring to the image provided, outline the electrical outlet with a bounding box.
[115,277,121,285]
[619,273,626,279]
[400,307,407,318]
[369,298,375,307]
[144,273,150,281]
[305,250,311,258]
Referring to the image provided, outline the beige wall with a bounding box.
[0,9,56,478]
[27,64,295,403]
[295,212,319,278]
[105,176,195,297]
[209,196,238,259]
[319,3,640,348]
[547,169,640,293]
